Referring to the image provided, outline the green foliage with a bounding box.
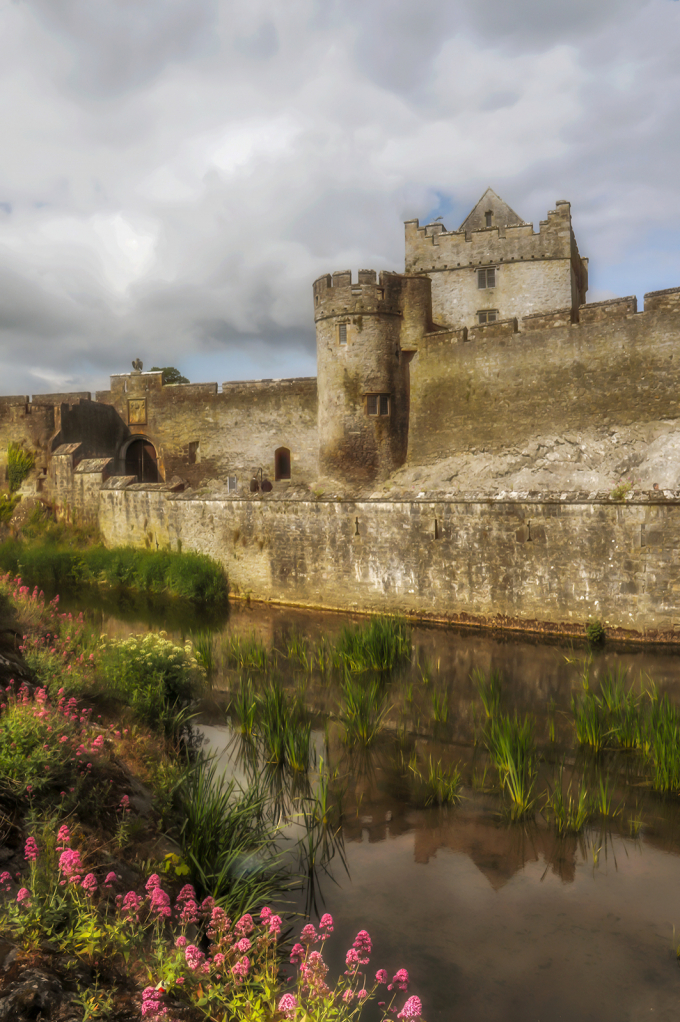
[223,632,269,671]
[487,713,538,819]
[340,676,389,746]
[0,493,19,524]
[409,756,462,807]
[149,365,190,384]
[610,480,632,501]
[472,667,502,719]
[97,632,205,736]
[6,442,35,492]
[335,616,411,673]
[543,765,591,835]
[585,618,606,645]
[177,756,284,914]
[431,686,449,724]
[0,541,228,603]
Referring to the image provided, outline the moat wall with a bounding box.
[98,488,680,638]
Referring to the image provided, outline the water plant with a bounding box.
[410,757,462,807]
[472,667,502,720]
[232,678,257,739]
[431,687,449,724]
[223,631,269,671]
[543,765,591,835]
[585,618,606,645]
[340,676,389,746]
[336,616,411,673]
[487,713,538,819]
[191,630,217,676]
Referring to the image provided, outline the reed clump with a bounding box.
[340,676,389,745]
[487,713,538,819]
[336,616,411,673]
[223,632,269,671]
[410,756,462,807]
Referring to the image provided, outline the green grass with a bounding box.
[431,687,449,724]
[543,765,591,835]
[410,757,462,807]
[487,713,538,819]
[223,632,269,671]
[0,540,228,603]
[177,756,286,914]
[7,442,35,492]
[340,676,389,745]
[335,616,411,673]
[0,494,19,524]
[472,667,502,720]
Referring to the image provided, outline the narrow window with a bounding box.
[227,475,237,493]
[485,211,492,227]
[188,441,200,464]
[477,267,496,289]
[478,310,498,324]
[366,394,390,416]
[377,288,384,301]
[275,446,291,481]
[338,323,347,345]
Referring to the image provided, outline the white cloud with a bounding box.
[0,0,679,392]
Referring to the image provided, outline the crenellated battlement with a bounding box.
[404,200,577,273]
[312,269,408,321]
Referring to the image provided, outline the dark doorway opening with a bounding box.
[125,438,159,483]
[275,447,291,481]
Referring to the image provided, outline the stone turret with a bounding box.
[313,269,433,483]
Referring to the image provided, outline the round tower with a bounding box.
[313,269,430,483]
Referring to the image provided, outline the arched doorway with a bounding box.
[275,446,291,481]
[125,438,159,483]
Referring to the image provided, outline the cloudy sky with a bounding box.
[1,0,679,396]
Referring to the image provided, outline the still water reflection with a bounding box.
[86,597,680,1021]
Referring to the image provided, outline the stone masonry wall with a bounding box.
[96,373,319,489]
[407,291,680,468]
[98,487,680,639]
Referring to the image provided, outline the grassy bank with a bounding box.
[0,537,228,603]
[0,576,420,1022]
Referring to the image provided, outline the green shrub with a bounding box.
[0,494,19,524]
[6,442,35,492]
[585,619,606,645]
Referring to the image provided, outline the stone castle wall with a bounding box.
[407,289,680,467]
[97,485,680,639]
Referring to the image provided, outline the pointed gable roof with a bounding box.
[458,187,525,233]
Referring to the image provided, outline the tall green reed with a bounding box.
[487,713,537,819]
[336,616,411,673]
[340,675,389,745]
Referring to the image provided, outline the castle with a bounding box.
[2,188,680,639]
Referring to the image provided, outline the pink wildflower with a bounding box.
[260,906,272,923]
[24,837,38,862]
[212,952,225,968]
[357,989,368,1001]
[104,872,117,887]
[389,969,409,992]
[232,956,250,982]
[185,945,205,971]
[236,937,251,953]
[398,996,423,1019]
[343,990,354,1004]
[145,873,161,893]
[81,873,98,897]
[345,947,360,972]
[376,969,388,984]
[174,935,188,949]
[301,923,319,944]
[16,887,30,905]
[268,914,282,936]
[207,905,230,938]
[0,871,11,891]
[200,895,215,916]
[278,993,297,1018]
[141,986,167,1020]
[319,912,333,932]
[121,891,143,917]
[353,929,372,964]
[179,899,199,925]
[175,883,198,906]
[290,943,305,964]
[234,912,254,937]
[149,887,171,918]
[59,848,83,883]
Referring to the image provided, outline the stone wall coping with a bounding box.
[52,443,82,457]
[107,486,680,506]
[74,458,113,474]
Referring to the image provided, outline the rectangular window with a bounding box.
[227,475,237,493]
[188,441,200,465]
[477,267,496,289]
[485,211,492,227]
[338,323,347,345]
[478,310,498,324]
[367,394,390,416]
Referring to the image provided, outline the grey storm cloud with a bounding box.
[0,0,679,394]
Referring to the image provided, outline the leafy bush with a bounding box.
[0,493,19,524]
[0,541,228,603]
[97,632,205,734]
[585,619,606,645]
[6,442,35,492]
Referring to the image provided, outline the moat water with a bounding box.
[72,593,680,1021]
